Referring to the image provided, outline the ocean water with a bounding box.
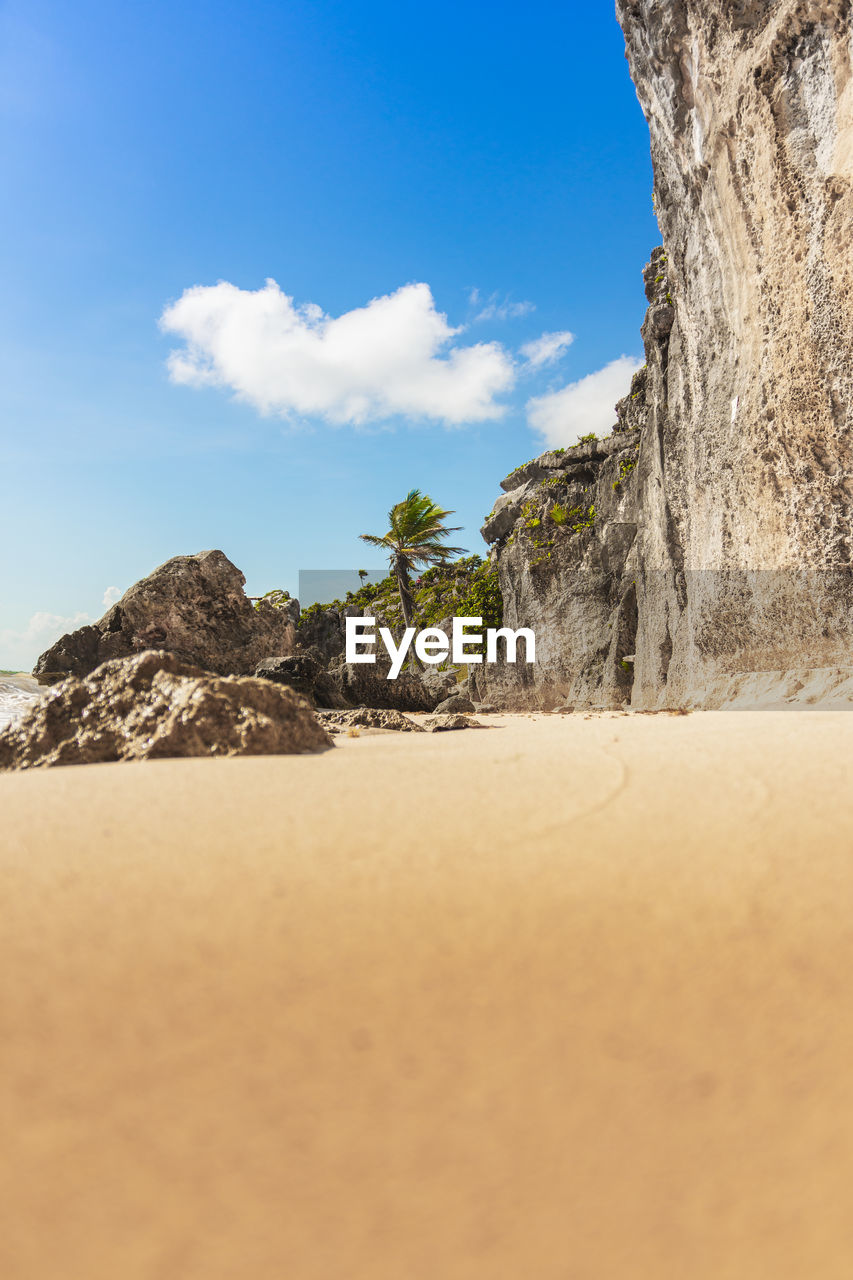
[0,675,45,733]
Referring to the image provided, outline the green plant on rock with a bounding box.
[454,562,502,632]
[297,551,503,661]
[578,432,597,444]
[520,497,542,530]
[254,588,291,612]
[298,599,334,627]
[550,503,568,526]
[612,456,638,491]
[569,502,595,532]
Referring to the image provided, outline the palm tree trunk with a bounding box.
[394,557,423,670]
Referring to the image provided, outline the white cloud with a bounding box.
[520,330,575,368]
[160,280,516,427]
[103,586,122,608]
[0,610,93,673]
[526,355,643,448]
[468,288,535,323]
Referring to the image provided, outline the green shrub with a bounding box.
[569,503,595,531]
[612,456,637,491]
[254,588,292,612]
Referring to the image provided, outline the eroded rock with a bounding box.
[316,708,424,734]
[423,714,485,732]
[434,692,475,714]
[254,653,350,709]
[0,650,329,771]
[34,551,295,685]
[328,659,444,712]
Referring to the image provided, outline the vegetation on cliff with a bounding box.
[298,554,502,636]
[359,490,465,636]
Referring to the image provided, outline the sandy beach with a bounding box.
[2,710,853,1277]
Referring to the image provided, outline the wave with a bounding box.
[0,676,45,734]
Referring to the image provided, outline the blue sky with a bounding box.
[0,0,658,669]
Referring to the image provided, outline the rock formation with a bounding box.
[33,551,296,685]
[327,658,450,712]
[433,691,476,714]
[619,0,853,706]
[296,606,349,665]
[477,1,853,709]
[422,713,485,732]
[255,649,455,711]
[476,412,646,711]
[316,708,425,733]
[255,653,351,709]
[0,651,329,771]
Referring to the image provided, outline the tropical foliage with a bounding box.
[298,555,502,651]
[359,489,465,635]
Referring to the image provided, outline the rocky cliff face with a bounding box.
[474,253,670,710]
[478,0,853,709]
[620,0,853,706]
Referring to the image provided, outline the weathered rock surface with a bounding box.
[474,411,645,710]
[619,0,853,706]
[329,659,442,712]
[417,664,460,704]
[476,2,853,710]
[423,714,485,732]
[296,607,348,665]
[254,653,350,709]
[434,692,475,714]
[316,708,424,734]
[0,651,330,771]
[258,626,458,712]
[34,551,296,685]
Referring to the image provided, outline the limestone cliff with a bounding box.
[478,0,853,709]
[474,253,670,710]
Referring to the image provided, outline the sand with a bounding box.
[2,709,853,1278]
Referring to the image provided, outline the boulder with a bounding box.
[254,653,349,709]
[423,714,484,732]
[33,550,295,685]
[416,664,459,704]
[434,692,475,714]
[315,708,424,734]
[0,650,329,771]
[257,645,454,713]
[296,607,347,665]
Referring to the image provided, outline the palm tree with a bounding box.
[360,490,465,658]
